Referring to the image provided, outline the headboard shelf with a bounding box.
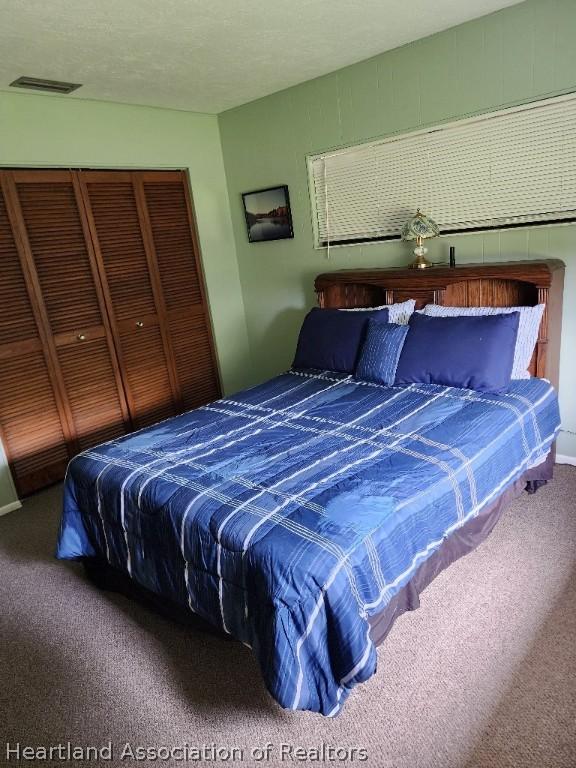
[315,260,565,388]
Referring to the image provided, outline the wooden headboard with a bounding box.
[315,260,565,389]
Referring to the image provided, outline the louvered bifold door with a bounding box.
[0,174,73,495]
[78,171,180,429]
[6,171,130,469]
[137,172,221,410]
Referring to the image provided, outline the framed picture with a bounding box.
[242,185,294,243]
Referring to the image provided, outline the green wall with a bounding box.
[0,440,19,513]
[219,0,576,460]
[0,90,250,506]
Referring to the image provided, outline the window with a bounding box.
[308,93,576,247]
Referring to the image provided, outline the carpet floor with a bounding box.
[1,466,575,768]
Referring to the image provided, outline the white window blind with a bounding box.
[308,93,576,247]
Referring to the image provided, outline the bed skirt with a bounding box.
[82,452,554,648]
[368,451,553,645]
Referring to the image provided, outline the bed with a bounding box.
[56,260,564,716]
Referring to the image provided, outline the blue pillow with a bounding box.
[395,311,520,394]
[293,307,389,374]
[355,320,409,385]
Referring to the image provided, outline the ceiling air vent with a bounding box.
[9,76,82,94]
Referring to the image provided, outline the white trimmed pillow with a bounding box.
[422,304,545,379]
[341,299,416,325]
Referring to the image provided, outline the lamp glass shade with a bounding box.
[401,210,440,241]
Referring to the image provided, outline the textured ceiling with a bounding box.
[0,0,522,114]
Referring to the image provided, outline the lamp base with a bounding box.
[408,243,434,269]
[409,254,435,269]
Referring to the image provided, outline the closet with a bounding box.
[0,169,221,496]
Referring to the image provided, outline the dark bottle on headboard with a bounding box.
[449,246,456,268]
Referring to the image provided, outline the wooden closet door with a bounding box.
[0,175,71,495]
[8,171,130,459]
[137,172,221,410]
[78,172,179,429]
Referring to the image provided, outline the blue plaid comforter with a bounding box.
[56,370,560,715]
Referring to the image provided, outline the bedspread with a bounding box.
[56,370,560,715]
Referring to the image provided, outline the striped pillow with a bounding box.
[341,299,415,325]
[355,320,409,386]
[422,303,545,379]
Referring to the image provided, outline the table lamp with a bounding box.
[401,209,439,269]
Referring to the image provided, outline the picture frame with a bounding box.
[242,185,294,243]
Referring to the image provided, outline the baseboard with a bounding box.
[0,500,22,517]
[556,453,576,467]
